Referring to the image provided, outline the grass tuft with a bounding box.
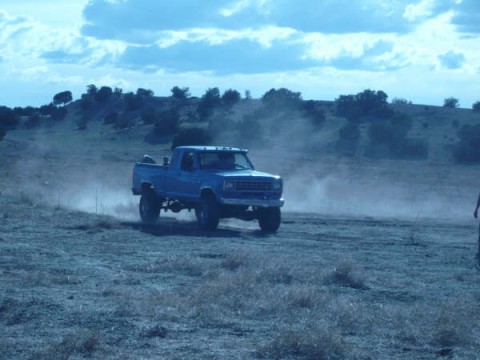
[324,261,368,290]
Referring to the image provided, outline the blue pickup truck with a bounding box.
[132,146,284,232]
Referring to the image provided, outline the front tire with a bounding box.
[195,195,220,231]
[139,191,160,223]
[258,207,281,233]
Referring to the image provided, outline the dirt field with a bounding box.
[1,126,480,359]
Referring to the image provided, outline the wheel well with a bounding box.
[200,188,216,199]
[141,182,154,193]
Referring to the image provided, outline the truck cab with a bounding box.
[132,146,284,232]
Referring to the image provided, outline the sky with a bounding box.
[0,0,479,108]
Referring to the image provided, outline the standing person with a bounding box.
[474,193,480,256]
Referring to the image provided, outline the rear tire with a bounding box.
[195,195,220,231]
[258,207,281,233]
[139,191,160,223]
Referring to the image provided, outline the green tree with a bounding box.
[335,89,391,122]
[113,87,123,97]
[222,89,241,108]
[95,86,113,103]
[53,91,73,106]
[262,88,302,111]
[171,86,191,102]
[443,97,459,108]
[87,84,97,96]
[197,87,221,120]
[136,88,154,97]
[124,92,144,111]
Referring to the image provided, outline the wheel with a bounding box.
[139,191,160,223]
[258,207,281,233]
[195,195,220,231]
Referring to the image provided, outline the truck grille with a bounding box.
[234,181,272,191]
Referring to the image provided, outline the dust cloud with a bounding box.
[7,120,476,224]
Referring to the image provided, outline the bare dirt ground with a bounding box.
[1,126,480,359]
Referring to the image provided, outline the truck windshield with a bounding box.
[199,152,253,171]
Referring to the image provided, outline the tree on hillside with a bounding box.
[197,87,221,121]
[53,91,73,106]
[443,97,459,108]
[124,91,144,111]
[0,106,20,130]
[222,89,241,108]
[472,101,480,112]
[136,88,154,98]
[95,86,113,103]
[336,89,391,122]
[171,86,191,102]
[262,88,302,111]
[113,87,123,97]
[87,84,98,96]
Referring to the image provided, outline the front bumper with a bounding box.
[219,197,284,208]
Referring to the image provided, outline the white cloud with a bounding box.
[404,0,437,21]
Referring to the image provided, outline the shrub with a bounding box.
[0,106,20,130]
[259,322,348,360]
[443,97,459,108]
[50,106,68,120]
[473,101,480,112]
[391,97,412,105]
[124,92,144,111]
[324,261,368,290]
[171,127,212,149]
[0,126,6,141]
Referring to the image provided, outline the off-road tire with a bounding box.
[258,207,281,233]
[139,191,161,223]
[196,195,220,231]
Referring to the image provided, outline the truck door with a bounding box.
[169,151,201,201]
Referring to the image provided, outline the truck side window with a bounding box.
[181,152,195,172]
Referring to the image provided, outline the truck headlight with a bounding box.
[223,180,235,191]
[272,180,282,191]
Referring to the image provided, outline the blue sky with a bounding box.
[0,0,479,107]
